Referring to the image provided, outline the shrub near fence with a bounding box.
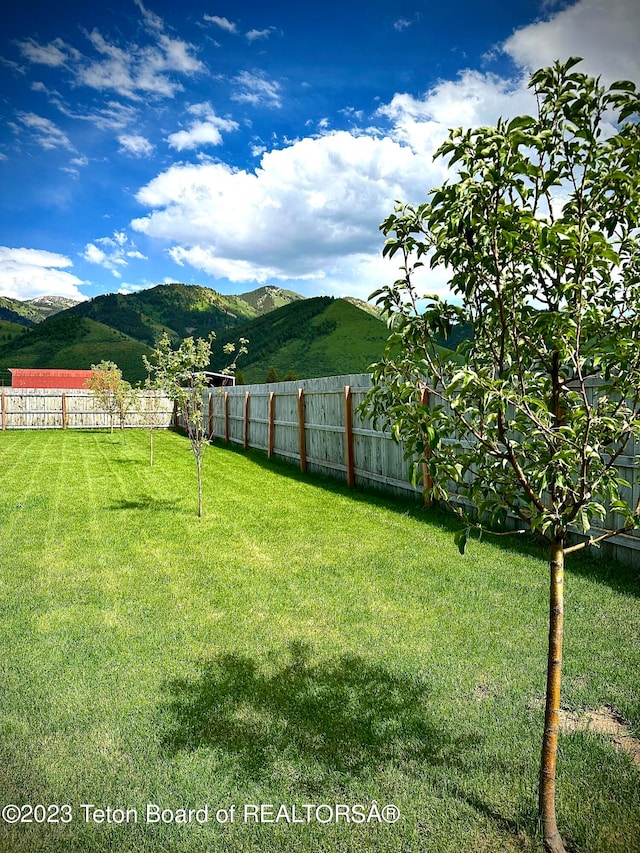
[0,388,173,430]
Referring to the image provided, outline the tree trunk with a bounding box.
[149,428,154,467]
[196,454,203,518]
[539,538,567,853]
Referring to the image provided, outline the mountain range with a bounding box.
[0,284,390,385]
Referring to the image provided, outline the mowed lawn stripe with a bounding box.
[0,429,638,853]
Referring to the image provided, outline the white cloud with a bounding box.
[246,28,274,42]
[82,232,145,276]
[17,37,79,67]
[83,243,107,265]
[20,6,204,103]
[56,100,140,132]
[78,25,204,99]
[0,247,87,301]
[15,112,74,150]
[133,0,164,33]
[232,70,282,108]
[378,69,535,159]
[131,131,435,293]
[118,133,154,156]
[61,154,89,179]
[168,122,224,149]
[203,15,238,34]
[503,0,640,84]
[167,102,239,150]
[116,281,148,294]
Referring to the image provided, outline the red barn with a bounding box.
[9,368,94,389]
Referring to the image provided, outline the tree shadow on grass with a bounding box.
[108,497,183,513]
[160,641,468,784]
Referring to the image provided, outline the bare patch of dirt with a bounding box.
[559,705,640,768]
[473,682,493,701]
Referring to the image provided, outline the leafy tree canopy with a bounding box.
[366,57,640,550]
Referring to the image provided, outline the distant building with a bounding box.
[9,368,94,389]
[202,372,236,387]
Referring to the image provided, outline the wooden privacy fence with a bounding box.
[0,388,173,430]
[197,373,419,498]
[190,372,640,568]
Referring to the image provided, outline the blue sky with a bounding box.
[1,0,639,303]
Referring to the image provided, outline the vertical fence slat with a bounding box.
[268,391,276,458]
[298,388,307,473]
[244,392,250,450]
[1,390,5,431]
[61,392,67,430]
[208,391,214,439]
[225,392,230,443]
[344,385,355,488]
[419,384,433,506]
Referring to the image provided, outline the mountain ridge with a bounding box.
[0,283,388,384]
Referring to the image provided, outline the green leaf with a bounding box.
[507,115,536,133]
[454,528,469,556]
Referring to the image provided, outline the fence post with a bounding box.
[419,384,433,507]
[224,392,230,443]
[208,391,214,439]
[268,391,276,458]
[298,388,307,473]
[244,391,250,449]
[1,390,5,431]
[344,385,355,488]
[61,392,67,429]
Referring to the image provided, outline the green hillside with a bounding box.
[237,285,304,315]
[0,320,26,343]
[0,295,79,325]
[0,314,152,383]
[67,283,259,345]
[0,286,390,385]
[0,297,36,326]
[227,296,389,383]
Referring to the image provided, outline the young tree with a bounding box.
[85,360,131,434]
[133,373,173,466]
[114,378,134,436]
[144,332,247,517]
[362,59,640,853]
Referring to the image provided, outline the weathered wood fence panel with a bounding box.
[196,373,640,568]
[201,374,423,497]
[0,389,173,430]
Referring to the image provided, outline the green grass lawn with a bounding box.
[0,429,638,853]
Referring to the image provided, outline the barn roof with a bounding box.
[9,368,94,389]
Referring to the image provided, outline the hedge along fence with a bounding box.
[0,388,174,430]
[188,373,640,569]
